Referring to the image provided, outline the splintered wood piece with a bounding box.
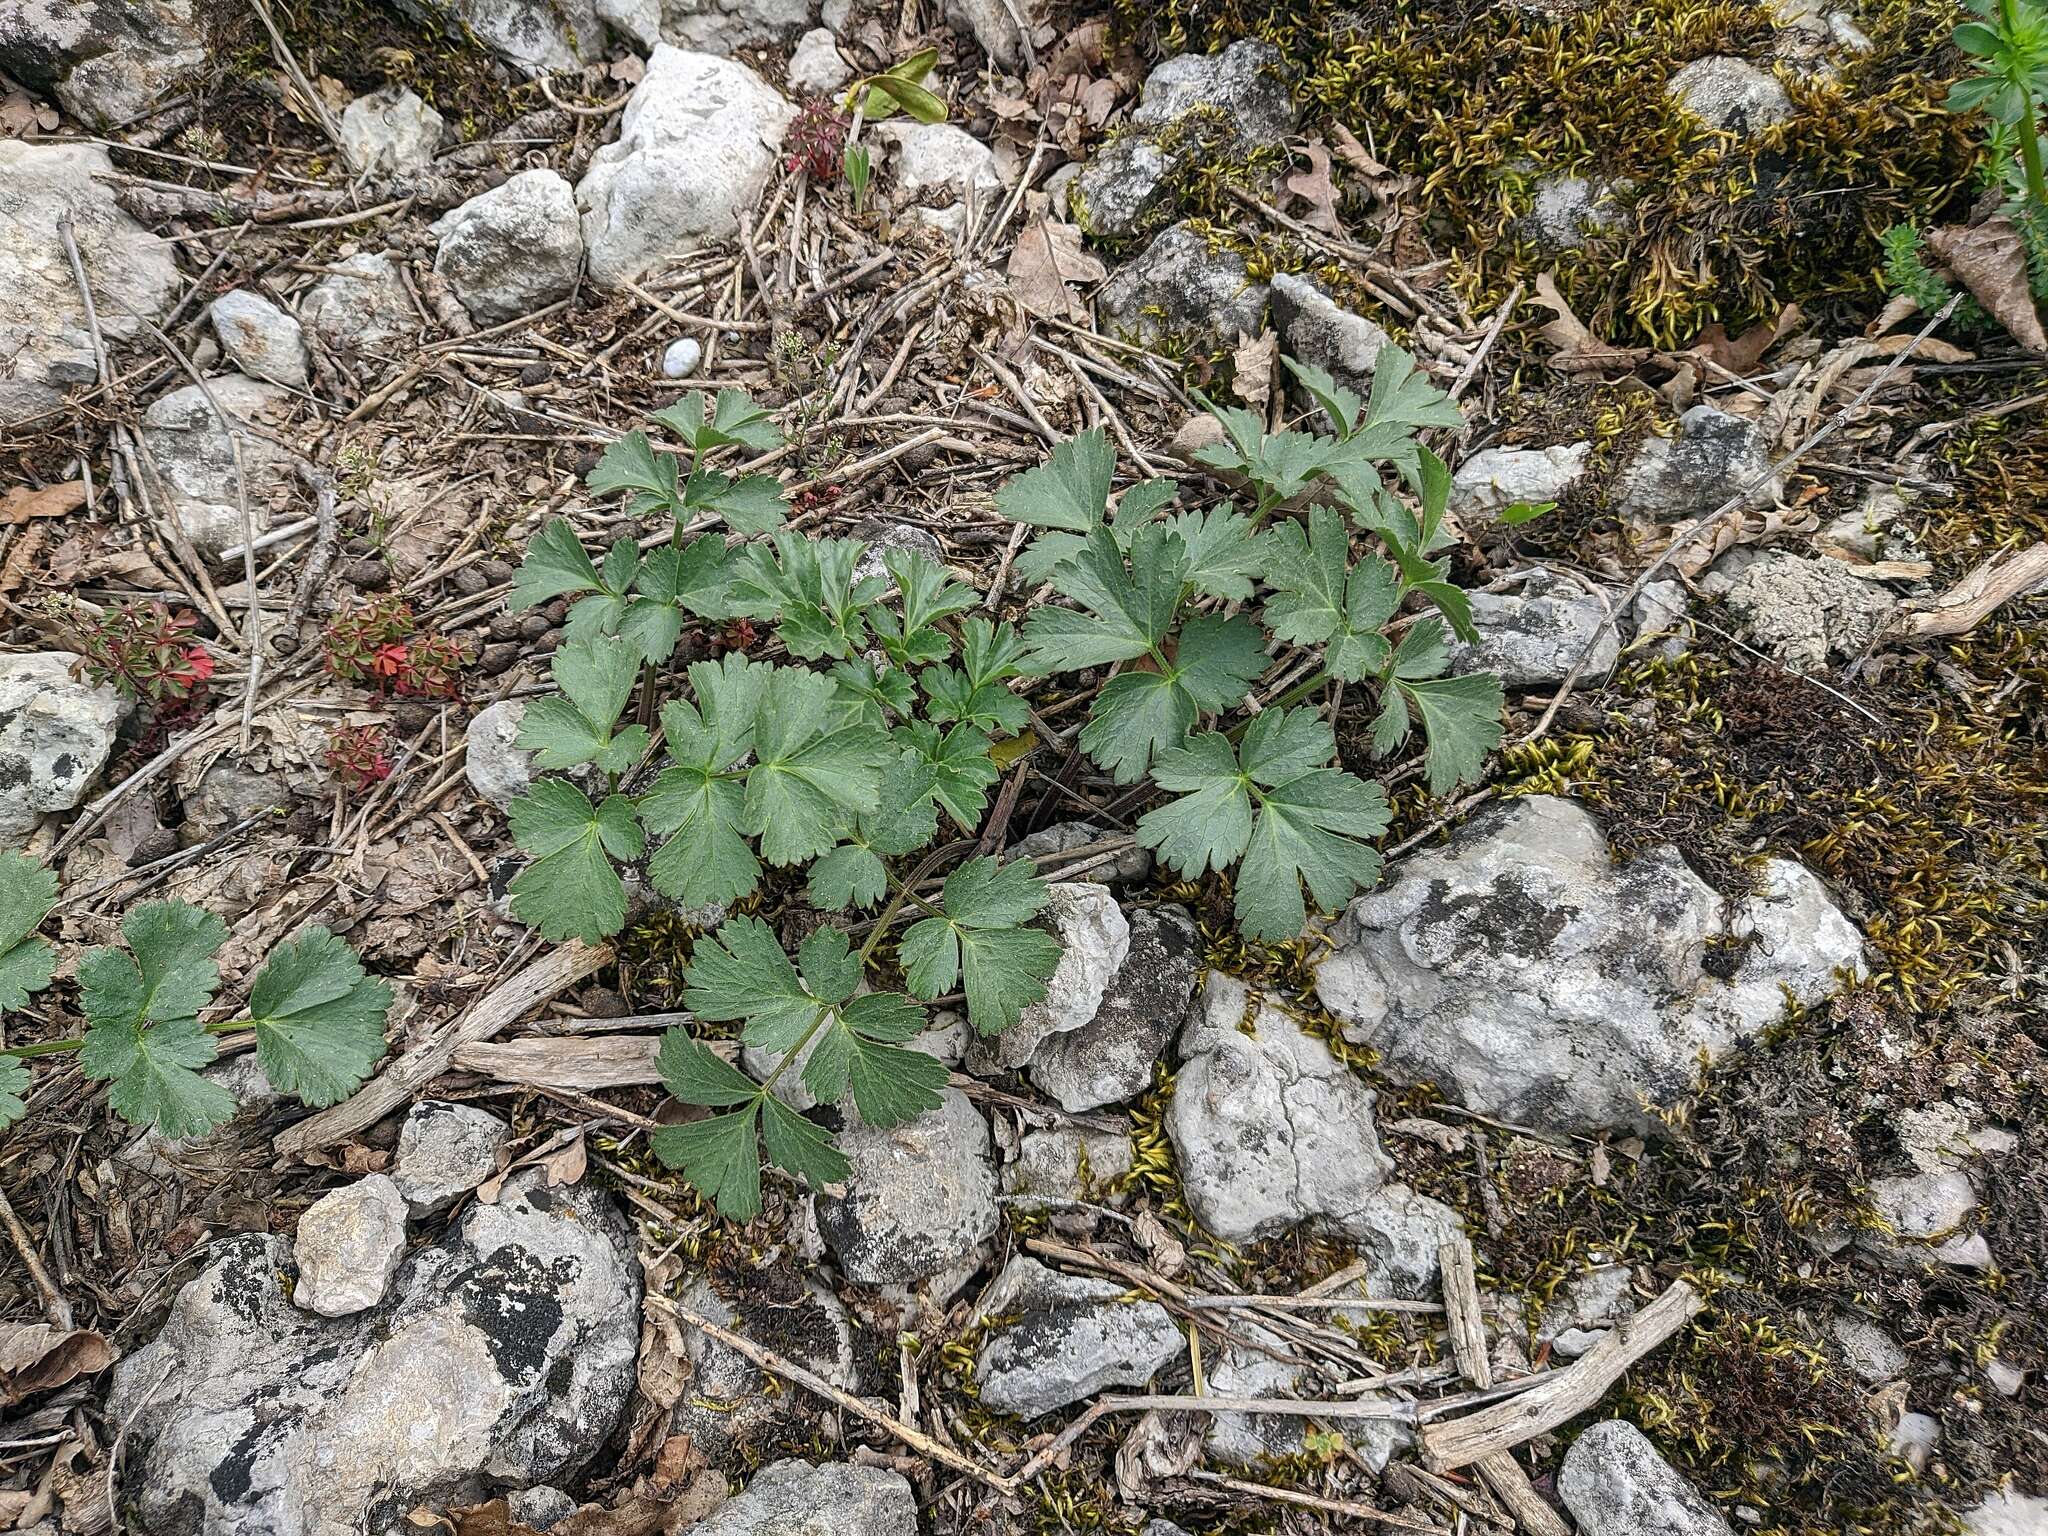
[1438,1238,1574,1536]
[1422,1277,1703,1473]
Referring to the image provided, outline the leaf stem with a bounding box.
[2,1037,84,1059]
[2013,30,2048,209]
[755,840,970,1097]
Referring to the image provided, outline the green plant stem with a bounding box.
[2002,0,2048,208]
[2,1037,84,1059]
[755,839,970,1096]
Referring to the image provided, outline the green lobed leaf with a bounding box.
[743,667,894,864]
[510,518,608,610]
[682,915,823,1051]
[245,927,392,1107]
[80,1014,234,1139]
[1076,613,1265,785]
[1020,523,1187,673]
[78,901,228,1032]
[657,1026,760,1107]
[586,430,678,513]
[920,618,1032,733]
[0,1057,26,1131]
[518,635,650,773]
[728,534,875,660]
[0,852,58,1013]
[1391,672,1505,796]
[1135,708,1392,942]
[651,1104,764,1220]
[899,857,1061,1035]
[894,719,998,832]
[507,781,642,942]
[996,427,1116,532]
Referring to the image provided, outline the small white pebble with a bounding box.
[662,337,703,379]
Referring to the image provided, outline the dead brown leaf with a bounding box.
[1328,121,1390,178]
[0,1324,114,1405]
[1531,272,1652,373]
[1680,304,1803,374]
[1006,217,1106,322]
[1231,329,1278,409]
[1283,138,1347,237]
[0,482,86,527]
[1925,218,2048,354]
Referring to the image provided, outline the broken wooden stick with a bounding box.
[1421,1277,1703,1472]
[274,940,610,1155]
[1438,1238,1573,1536]
[452,1033,662,1090]
[1897,540,2048,639]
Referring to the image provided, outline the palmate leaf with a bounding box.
[743,667,894,864]
[996,427,1115,532]
[507,780,643,942]
[510,518,609,610]
[1135,708,1392,942]
[586,430,679,517]
[1258,506,1401,682]
[728,534,878,660]
[684,916,823,1049]
[245,927,392,1107]
[1375,671,1506,797]
[894,719,998,831]
[0,1057,27,1131]
[651,389,782,454]
[899,857,1062,1035]
[73,900,234,1137]
[870,550,974,670]
[1020,523,1187,673]
[642,653,775,908]
[653,989,861,1218]
[831,657,916,726]
[0,852,58,1013]
[81,1015,234,1139]
[802,992,947,1125]
[1077,614,1266,784]
[78,901,228,1033]
[920,617,1031,733]
[518,635,650,774]
[681,465,788,535]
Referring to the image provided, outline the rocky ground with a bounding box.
[0,0,2044,1533]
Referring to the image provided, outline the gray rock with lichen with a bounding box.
[1271,271,1392,396]
[431,169,584,326]
[694,1460,916,1536]
[1027,904,1198,1111]
[0,653,128,845]
[1560,1420,1733,1536]
[814,1087,998,1290]
[1,141,180,426]
[394,1101,509,1217]
[107,1169,640,1536]
[1097,222,1269,354]
[1165,972,1395,1242]
[209,290,309,389]
[339,85,443,176]
[974,1255,1180,1417]
[1313,794,1868,1134]
[1722,551,1897,671]
[138,372,298,557]
[1073,40,1292,241]
[1613,405,1779,523]
[0,0,205,124]
[1664,56,1792,135]
[299,252,420,361]
[1447,569,1620,688]
[1003,1126,1134,1205]
[668,1272,860,1464]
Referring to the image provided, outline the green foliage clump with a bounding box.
[501,361,1503,1218]
[0,852,393,1138]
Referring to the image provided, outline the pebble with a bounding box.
[663,337,704,379]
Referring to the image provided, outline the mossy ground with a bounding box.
[1115,0,1980,345]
